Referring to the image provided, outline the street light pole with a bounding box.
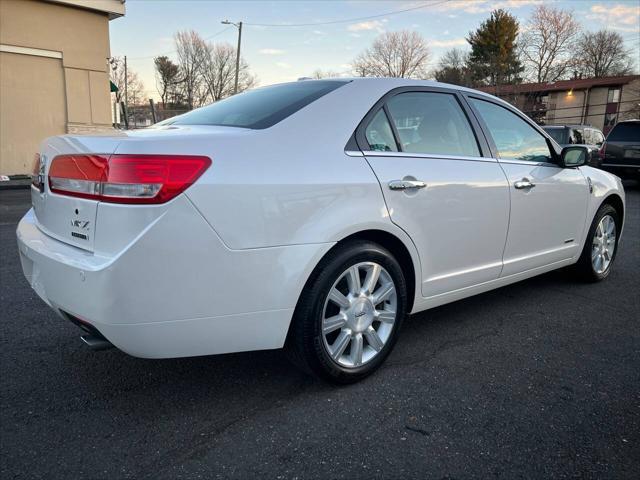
[222,20,243,94]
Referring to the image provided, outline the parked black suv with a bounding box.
[600,120,640,180]
[543,125,605,167]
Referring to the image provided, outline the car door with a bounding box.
[466,96,589,277]
[357,88,510,298]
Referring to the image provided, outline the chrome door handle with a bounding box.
[388,180,426,190]
[514,179,535,190]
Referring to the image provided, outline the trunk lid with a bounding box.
[33,132,126,252]
[32,125,251,253]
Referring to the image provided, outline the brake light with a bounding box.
[48,154,211,204]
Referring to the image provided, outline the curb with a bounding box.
[0,179,32,190]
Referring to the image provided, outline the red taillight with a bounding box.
[48,154,211,204]
[48,154,108,200]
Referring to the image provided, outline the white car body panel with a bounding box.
[499,162,589,276]
[18,199,334,358]
[581,166,626,239]
[15,78,626,359]
[184,80,401,249]
[365,152,510,297]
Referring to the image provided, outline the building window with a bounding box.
[607,88,621,103]
[604,113,618,127]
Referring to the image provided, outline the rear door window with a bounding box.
[159,80,349,129]
[385,92,480,157]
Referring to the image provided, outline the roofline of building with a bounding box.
[477,74,640,96]
[44,0,125,20]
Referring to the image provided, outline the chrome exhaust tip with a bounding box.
[62,311,114,351]
[80,334,114,351]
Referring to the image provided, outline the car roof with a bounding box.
[309,76,519,108]
[302,76,496,97]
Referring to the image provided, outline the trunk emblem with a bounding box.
[71,220,90,230]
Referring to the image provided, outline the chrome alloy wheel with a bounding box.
[321,262,397,368]
[592,214,616,274]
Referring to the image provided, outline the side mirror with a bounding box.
[561,145,588,167]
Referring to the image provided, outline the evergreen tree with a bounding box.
[467,9,523,88]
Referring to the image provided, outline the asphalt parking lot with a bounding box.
[1,185,639,479]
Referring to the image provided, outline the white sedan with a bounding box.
[17,78,625,383]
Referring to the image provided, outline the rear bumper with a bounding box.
[17,198,333,358]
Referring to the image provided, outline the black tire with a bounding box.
[574,203,620,282]
[286,240,408,384]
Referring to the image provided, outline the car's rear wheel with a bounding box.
[575,203,620,282]
[286,240,407,383]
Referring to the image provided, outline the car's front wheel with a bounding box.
[575,203,620,281]
[287,240,407,383]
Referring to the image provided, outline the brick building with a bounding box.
[478,75,640,135]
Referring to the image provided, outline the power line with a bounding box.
[126,26,234,60]
[244,0,451,27]
[125,1,453,62]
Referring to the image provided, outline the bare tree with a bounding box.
[175,30,208,109]
[520,5,581,83]
[311,69,342,79]
[109,56,145,105]
[154,56,180,107]
[199,42,257,102]
[352,59,371,77]
[432,48,472,86]
[575,30,635,78]
[351,30,431,79]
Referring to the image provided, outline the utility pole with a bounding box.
[149,99,157,124]
[221,20,243,94]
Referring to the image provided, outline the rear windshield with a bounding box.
[158,80,349,129]
[544,127,566,144]
[608,122,639,142]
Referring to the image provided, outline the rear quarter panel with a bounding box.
[184,81,408,250]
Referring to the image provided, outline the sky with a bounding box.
[109,0,640,100]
